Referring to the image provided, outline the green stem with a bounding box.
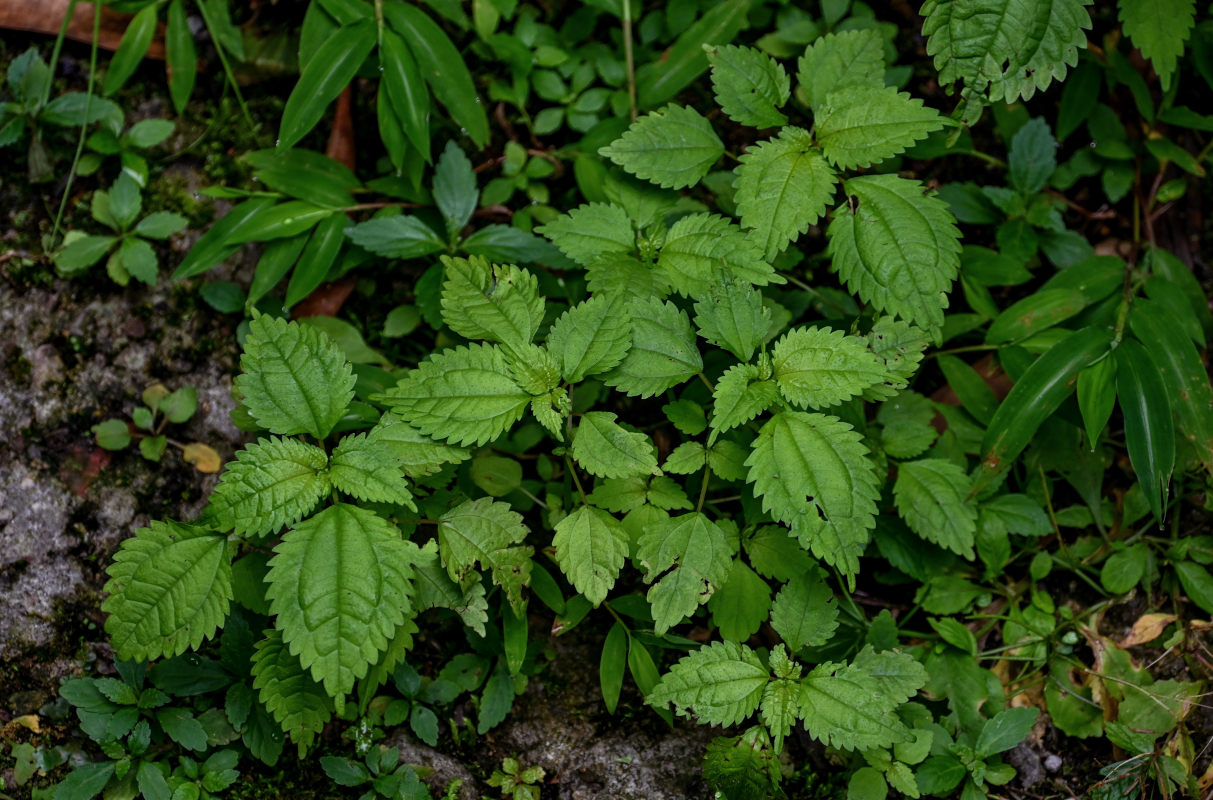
[50,0,100,249]
[41,0,80,111]
[621,0,637,122]
[195,0,256,130]
[695,466,710,514]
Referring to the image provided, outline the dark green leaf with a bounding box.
[278,20,377,150]
[244,148,360,208]
[345,216,446,259]
[174,198,277,279]
[381,28,430,159]
[599,621,627,714]
[166,0,197,114]
[285,213,345,307]
[634,0,750,109]
[1115,338,1175,523]
[103,4,158,96]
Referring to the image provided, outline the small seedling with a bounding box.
[486,757,545,800]
[91,383,220,473]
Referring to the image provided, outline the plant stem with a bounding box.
[50,0,100,249]
[621,0,637,122]
[195,0,256,130]
[41,0,80,111]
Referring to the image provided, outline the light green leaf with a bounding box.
[693,281,771,362]
[440,255,544,350]
[344,216,446,259]
[369,414,471,478]
[437,498,532,613]
[797,29,886,112]
[536,203,634,267]
[734,127,837,260]
[893,459,978,559]
[657,213,780,298]
[266,505,416,700]
[706,44,790,128]
[251,629,333,753]
[552,506,629,606]
[816,85,944,169]
[647,640,769,725]
[603,296,703,398]
[863,318,932,402]
[545,295,632,383]
[235,314,355,439]
[709,364,779,438]
[708,561,772,643]
[208,437,331,538]
[637,513,734,634]
[329,433,415,509]
[571,411,661,480]
[799,658,913,751]
[55,234,117,273]
[433,141,477,236]
[772,326,888,409]
[411,541,488,636]
[664,442,707,475]
[770,569,839,651]
[828,175,961,334]
[761,647,804,751]
[103,522,232,661]
[976,707,1040,757]
[599,104,724,190]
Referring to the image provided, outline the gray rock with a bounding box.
[0,462,78,567]
[0,558,85,653]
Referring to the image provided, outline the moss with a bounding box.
[4,346,31,383]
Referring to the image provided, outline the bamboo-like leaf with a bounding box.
[278,20,377,150]
[1115,338,1175,523]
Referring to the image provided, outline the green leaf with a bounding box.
[893,459,978,559]
[55,234,117,273]
[108,173,143,231]
[53,763,115,800]
[103,4,158,95]
[877,391,938,459]
[827,174,961,334]
[92,419,131,450]
[708,561,772,643]
[797,29,886,112]
[647,640,768,725]
[769,569,839,651]
[433,142,477,235]
[938,355,998,425]
[103,522,232,661]
[440,255,544,350]
[600,621,627,714]
[437,498,532,613]
[155,707,208,751]
[383,2,490,148]
[380,28,430,159]
[1120,0,1195,89]
[709,363,779,438]
[657,213,780,298]
[983,494,1053,536]
[772,326,888,409]
[734,127,837,261]
[235,314,355,439]
[279,20,376,150]
[637,512,734,634]
[329,433,415,509]
[345,215,445,259]
[536,202,634,267]
[816,86,944,169]
[135,211,188,239]
[173,197,277,279]
[251,629,333,752]
[552,506,629,606]
[1008,118,1057,196]
[166,0,197,114]
[266,505,416,700]
[244,148,360,208]
[208,437,331,538]
[546,295,632,383]
[599,104,724,190]
[976,707,1040,757]
[864,318,933,402]
[371,414,471,478]
[705,44,789,128]
[634,0,750,108]
[114,237,157,285]
[226,202,336,244]
[693,281,771,363]
[285,213,346,308]
[411,541,488,636]
[1174,561,1213,614]
[1077,356,1116,445]
[603,296,702,398]
[760,649,805,752]
[746,412,880,576]
[378,343,531,447]
[799,658,913,751]
[1115,338,1175,523]
[572,412,661,480]
[702,728,782,800]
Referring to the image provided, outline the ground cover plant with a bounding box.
[2,0,1213,799]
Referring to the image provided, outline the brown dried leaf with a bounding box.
[1119,612,1177,648]
[182,442,221,474]
[0,0,165,57]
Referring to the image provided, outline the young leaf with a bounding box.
[208,437,331,538]
[705,44,790,128]
[437,498,532,613]
[769,570,839,651]
[433,142,477,236]
[1119,0,1195,90]
[657,213,780,299]
[797,29,886,112]
[536,202,634,267]
[546,295,632,383]
[552,506,629,606]
[329,433,416,509]
[278,20,377,150]
[571,412,661,480]
[702,727,782,800]
[251,630,333,752]
[815,86,944,169]
[440,256,544,350]
[799,658,913,751]
[235,314,355,439]
[103,522,232,661]
[266,505,416,700]
[647,640,769,725]
[599,104,724,190]
[760,648,805,751]
[166,0,197,114]
[772,326,888,409]
[734,127,837,260]
[693,281,771,363]
[828,175,961,334]
[637,513,734,634]
[103,4,158,95]
[1115,338,1175,523]
[893,459,978,559]
[1008,118,1057,196]
[603,297,703,398]
[380,28,430,159]
[371,414,471,478]
[709,364,779,438]
[377,343,531,447]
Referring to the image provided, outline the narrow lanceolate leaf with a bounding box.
[772,326,888,409]
[380,28,430,159]
[1119,0,1194,89]
[437,498,532,613]
[746,412,880,576]
[706,44,790,128]
[797,29,886,112]
[552,506,629,606]
[828,175,961,334]
[603,297,703,398]
[635,0,750,108]
[986,288,1086,344]
[440,255,544,351]
[378,343,531,447]
[816,86,944,169]
[1115,338,1175,523]
[251,630,333,752]
[278,20,376,150]
[800,659,913,751]
[370,414,471,478]
[734,127,837,260]
[657,214,780,298]
[103,522,232,661]
[647,640,769,726]
[537,203,634,267]
[637,513,734,634]
[236,314,355,439]
[769,570,839,651]
[599,104,724,190]
[103,3,158,95]
[694,281,771,362]
[572,412,661,480]
[1077,357,1116,446]
[173,197,277,279]
[329,433,415,509]
[208,437,330,538]
[893,459,978,559]
[710,364,779,439]
[266,505,416,700]
[546,295,632,383]
[166,0,197,114]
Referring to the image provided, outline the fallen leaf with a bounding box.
[13,714,41,733]
[0,0,165,57]
[182,442,221,473]
[291,276,356,319]
[1119,612,1177,648]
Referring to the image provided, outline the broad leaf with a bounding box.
[552,506,629,606]
[816,86,943,169]
[797,29,886,111]
[329,433,415,509]
[344,216,445,259]
[537,203,634,267]
[708,561,772,643]
[893,459,978,559]
[657,213,780,299]
[1120,0,1196,89]
[693,281,771,362]
[599,104,724,190]
[208,437,331,538]
[709,364,780,439]
[370,414,471,478]
[769,569,839,651]
[772,326,888,409]
[647,640,769,725]
[603,296,703,398]
[546,294,632,382]
[799,658,913,750]
[437,498,532,612]
[251,630,333,753]
[637,513,734,634]
[706,44,790,128]
[411,542,489,637]
[440,255,544,350]
[571,412,661,480]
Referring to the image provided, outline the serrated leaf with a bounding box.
[816,86,943,169]
[572,412,661,479]
[1120,0,1196,91]
[437,498,532,613]
[708,440,749,482]
[536,203,634,267]
[647,640,769,725]
[411,541,488,636]
[828,175,961,334]
[665,442,707,475]
[1009,118,1057,196]
[799,658,913,751]
[637,513,734,634]
[657,213,780,298]
[708,561,772,643]
[440,255,544,350]
[266,505,416,700]
[770,569,839,651]
[877,391,938,459]
[552,506,629,606]
[370,414,471,478]
[703,727,782,800]
[797,29,886,111]
[603,297,703,398]
[208,437,330,538]
[329,433,415,509]
[236,315,354,439]
[587,477,649,514]
[585,253,667,302]
[734,127,837,260]
[693,281,771,362]
[599,104,724,190]
[251,630,333,753]
[761,663,804,751]
[772,326,888,409]
[546,295,632,382]
[103,522,232,662]
[378,343,531,447]
[706,44,790,128]
[893,459,977,559]
[710,364,780,439]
